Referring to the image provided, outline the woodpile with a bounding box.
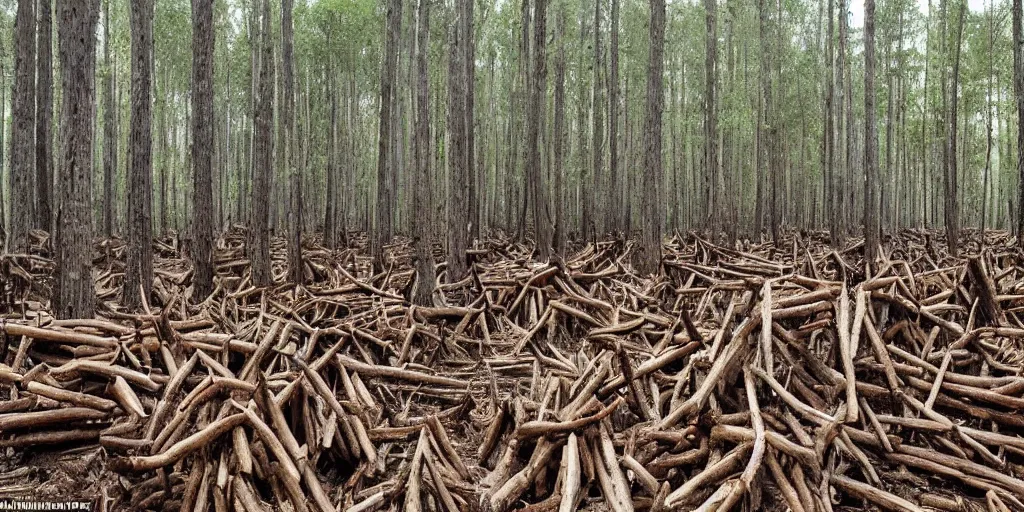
[2,227,1024,511]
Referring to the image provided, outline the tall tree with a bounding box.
[192,0,215,300]
[982,0,994,235]
[124,0,154,309]
[250,0,274,288]
[464,0,477,241]
[527,0,550,260]
[944,0,965,254]
[552,2,566,255]
[53,0,99,319]
[825,0,838,244]
[412,0,432,305]
[513,0,530,238]
[704,0,718,236]
[447,0,468,282]
[102,0,115,238]
[609,0,620,234]
[639,0,665,274]
[864,0,879,262]
[573,4,586,240]
[759,0,780,243]
[755,0,767,237]
[36,0,52,232]
[372,0,402,269]
[10,0,36,249]
[323,31,339,249]
[282,0,300,283]
[1015,0,1024,244]
[0,46,6,249]
[837,0,849,236]
[589,0,603,240]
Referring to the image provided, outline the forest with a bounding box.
[1,0,1024,510]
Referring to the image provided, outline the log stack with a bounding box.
[0,227,1023,511]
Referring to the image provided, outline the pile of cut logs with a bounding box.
[1,228,1024,511]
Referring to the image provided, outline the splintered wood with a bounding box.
[3,228,1024,511]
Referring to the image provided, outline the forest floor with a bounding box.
[1,228,1023,512]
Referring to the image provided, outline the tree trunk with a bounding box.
[825,0,837,245]
[704,0,718,238]
[11,0,36,250]
[324,48,338,248]
[1014,0,1024,244]
[944,0,964,254]
[0,48,7,250]
[574,8,587,240]
[982,0,993,236]
[638,0,665,274]
[464,0,477,242]
[220,54,229,230]
[754,10,765,238]
[101,0,117,237]
[280,0,300,283]
[53,0,98,319]
[609,0,620,234]
[102,0,115,238]
[921,0,931,229]
[412,0,433,305]
[759,0,779,243]
[249,0,274,288]
[837,0,849,236]
[36,0,53,233]
[590,0,603,240]
[447,2,468,282]
[527,0,550,261]
[553,3,566,255]
[159,68,169,235]
[864,0,879,263]
[372,0,402,269]
[124,0,154,309]
[191,0,215,300]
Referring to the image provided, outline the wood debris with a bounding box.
[2,228,1024,511]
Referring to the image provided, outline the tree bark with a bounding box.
[53,0,99,319]
[609,0,620,234]
[36,0,53,233]
[249,0,274,288]
[704,0,718,237]
[944,0,964,254]
[11,0,36,250]
[124,0,154,309]
[982,0,993,236]
[412,0,433,306]
[590,0,603,240]
[837,0,849,236]
[281,0,300,284]
[527,0,550,261]
[825,0,837,245]
[102,0,115,238]
[864,0,879,263]
[191,0,215,300]
[447,2,468,282]
[464,0,477,242]
[638,0,665,275]
[0,47,7,249]
[159,67,168,235]
[1014,0,1024,244]
[759,0,779,243]
[372,0,402,269]
[324,37,339,249]
[553,3,566,255]
[573,7,587,238]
